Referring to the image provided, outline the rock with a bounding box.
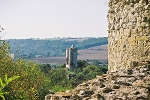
[82,97,91,100]
[136,96,147,100]
[71,95,81,100]
[45,94,53,100]
[114,81,132,86]
[112,84,120,89]
[102,87,113,93]
[45,65,150,100]
[133,91,140,95]
[91,94,105,100]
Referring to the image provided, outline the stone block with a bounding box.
[102,87,113,93]
[128,37,136,45]
[137,36,148,41]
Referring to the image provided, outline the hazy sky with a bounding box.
[0,0,109,39]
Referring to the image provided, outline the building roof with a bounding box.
[71,44,75,48]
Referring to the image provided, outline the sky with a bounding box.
[0,0,109,39]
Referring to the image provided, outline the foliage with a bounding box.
[82,65,104,80]
[46,68,71,92]
[77,60,87,68]
[41,61,108,89]
[68,64,108,87]
[0,75,20,100]
[40,64,52,74]
[86,59,108,66]
[8,60,47,100]
[59,64,66,68]
[77,37,108,49]
[0,41,13,77]
[52,86,72,92]
[0,41,48,100]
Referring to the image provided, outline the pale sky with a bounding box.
[0,0,109,39]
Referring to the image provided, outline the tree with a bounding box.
[40,64,52,74]
[82,65,106,80]
[47,68,71,92]
[77,60,87,68]
[59,64,66,68]
[0,41,48,100]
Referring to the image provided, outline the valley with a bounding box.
[28,44,108,65]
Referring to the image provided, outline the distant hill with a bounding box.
[8,37,108,58]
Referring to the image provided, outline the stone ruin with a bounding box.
[108,0,150,72]
[45,0,150,99]
[45,65,150,100]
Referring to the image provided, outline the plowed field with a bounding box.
[28,45,108,65]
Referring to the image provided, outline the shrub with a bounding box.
[0,75,20,100]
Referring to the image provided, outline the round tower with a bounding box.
[108,0,150,72]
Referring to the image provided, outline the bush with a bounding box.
[0,41,48,100]
[0,75,20,100]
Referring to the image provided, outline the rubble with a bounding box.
[45,65,150,100]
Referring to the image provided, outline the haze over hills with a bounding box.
[9,37,108,59]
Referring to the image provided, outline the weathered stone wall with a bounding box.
[108,0,150,72]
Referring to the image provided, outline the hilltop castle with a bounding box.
[66,44,78,70]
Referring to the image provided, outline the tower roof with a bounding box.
[71,44,75,48]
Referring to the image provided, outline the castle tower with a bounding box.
[108,0,150,72]
[66,44,78,70]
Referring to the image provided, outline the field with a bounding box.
[28,44,108,65]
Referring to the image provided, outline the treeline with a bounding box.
[8,37,108,58]
[0,41,108,100]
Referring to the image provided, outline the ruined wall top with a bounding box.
[108,0,150,72]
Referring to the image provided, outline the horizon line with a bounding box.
[4,36,108,40]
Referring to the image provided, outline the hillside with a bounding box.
[8,37,108,58]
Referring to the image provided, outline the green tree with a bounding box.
[59,64,66,68]
[0,41,49,100]
[47,68,71,92]
[40,64,52,74]
[77,60,87,68]
[82,65,105,80]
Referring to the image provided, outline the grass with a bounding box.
[52,86,73,92]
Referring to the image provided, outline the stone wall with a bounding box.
[108,0,150,72]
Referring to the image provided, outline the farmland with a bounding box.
[28,44,108,65]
